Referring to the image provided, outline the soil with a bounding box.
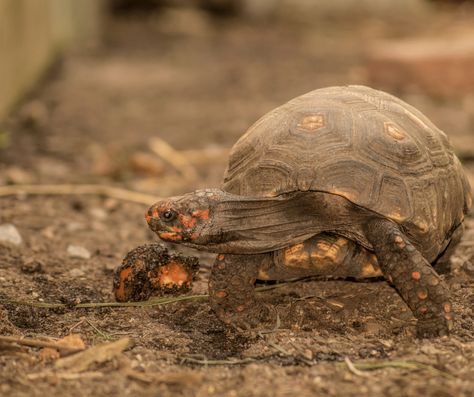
[1,6,474,397]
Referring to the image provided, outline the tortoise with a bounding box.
[145,85,472,338]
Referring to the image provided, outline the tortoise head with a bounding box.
[146,189,223,246]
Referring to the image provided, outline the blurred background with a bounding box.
[0,0,473,194]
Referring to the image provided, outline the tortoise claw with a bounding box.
[213,301,278,333]
[416,317,452,339]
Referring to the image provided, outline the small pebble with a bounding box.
[89,207,108,220]
[69,268,85,277]
[67,222,85,232]
[67,245,91,260]
[0,223,23,246]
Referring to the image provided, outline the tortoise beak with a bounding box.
[145,204,160,231]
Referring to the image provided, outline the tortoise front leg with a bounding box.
[364,218,453,338]
[209,253,273,330]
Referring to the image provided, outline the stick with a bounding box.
[338,360,454,379]
[149,137,199,180]
[181,147,229,166]
[181,356,257,366]
[0,184,158,204]
[0,335,85,354]
[344,357,370,377]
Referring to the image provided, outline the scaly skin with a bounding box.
[363,218,453,338]
[209,253,274,331]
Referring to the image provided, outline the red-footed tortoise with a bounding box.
[145,85,471,337]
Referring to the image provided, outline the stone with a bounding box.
[67,245,91,260]
[0,223,22,246]
[69,268,86,277]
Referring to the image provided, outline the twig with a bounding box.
[0,335,85,354]
[0,184,158,204]
[149,137,199,180]
[0,279,299,310]
[85,319,113,340]
[181,147,229,166]
[344,357,370,377]
[181,356,257,366]
[338,360,454,379]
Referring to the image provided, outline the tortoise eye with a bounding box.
[161,210,176,222]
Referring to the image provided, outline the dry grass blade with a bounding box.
[0,335,85,354]
[339,360,455,379]
[0,184,158,204]
[181,147,230,165]
[0,279,299,310]
[344,357,370,377]
[181,356,257,366]
[55,337,132,372]
[149,137,199,180]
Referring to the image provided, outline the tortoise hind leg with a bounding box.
[209,253,274,330]
[433,223,464,274]
[364,218,453,338]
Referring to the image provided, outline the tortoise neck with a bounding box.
[197,190,359,254]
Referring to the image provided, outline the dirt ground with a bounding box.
[1,5,474,397]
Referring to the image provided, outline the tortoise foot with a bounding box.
[212,300,275,332]
[416,316,452,338]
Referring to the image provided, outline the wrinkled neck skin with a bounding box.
[182,189,368,254]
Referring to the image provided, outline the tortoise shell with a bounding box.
[223,85,472,262]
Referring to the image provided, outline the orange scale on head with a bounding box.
[159,232,183,241]
[178,214,196,229]
[192,209,209,220]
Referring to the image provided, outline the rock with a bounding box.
[69,268,86,277]
[366,33,474,97]
[67,245,92,260]
[0,224,22,246]
[89,207,108,221]
[462,260,474,277]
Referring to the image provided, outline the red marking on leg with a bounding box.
[411,271,421,280]
[215,290,228,298]
[236,305,245,312]
[443,303,452,313]
[418,306,428,314]
[394,235,403,244]
[218,254,225,261]
[192,209,209,220]
[417,288,428,300]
